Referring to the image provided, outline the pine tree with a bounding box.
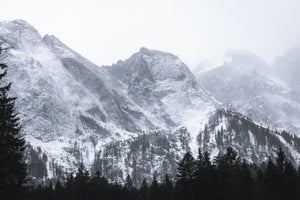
[160,174,173,200]
[54,180,64,200]
[0,47,27,200]
[90,171,109,200]
[214,146,240,200]
[124,174,136,200]
[275,147,297,200]
[74,163,90,200]
[139,179,149,200]
[125,174,134,191]
[276,147,287,175]
[150,175,160,200]
[264,157,278,200]
[176,152,196,200]
[176,151,196,182]
[283,160,297,200]
[237,159,254,200]
[195,150,214,200]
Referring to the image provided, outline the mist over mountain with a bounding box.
[273,45,300,94]
[0,20,300,184]
[195,48,300,137]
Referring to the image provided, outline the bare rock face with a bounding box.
[1,20,300,185]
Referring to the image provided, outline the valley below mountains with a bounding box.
[1,20,300,186]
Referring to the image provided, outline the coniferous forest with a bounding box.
[1,44,300,200]
[21,147,300,200]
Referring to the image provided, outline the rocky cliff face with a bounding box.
[0,20,299,185]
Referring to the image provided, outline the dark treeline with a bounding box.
[24,146,300,200]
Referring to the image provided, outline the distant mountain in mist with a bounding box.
[195,48,300,137]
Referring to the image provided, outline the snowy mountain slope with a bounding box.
[196,50,300,136]
[1,20,300,184]
[103,47,218,155]
[0,20,217,181]
[91,107,300,186]
[198,108,300,164]
[42,35,164,133]
[0,20,118,178]
[92,127,192,186]
[0,20,165,178]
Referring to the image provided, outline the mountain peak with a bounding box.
[112,47,193,83]
[136,47,178,59]
[0,19,42,49]
[1,19,36,30]
[43,34,67,50]
[139,46,151,55]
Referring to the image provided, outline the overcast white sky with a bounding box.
[1,0,300,68]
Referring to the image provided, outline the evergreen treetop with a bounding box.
[0,46,27,200]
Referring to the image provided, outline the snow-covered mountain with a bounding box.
[0,19,215,181]
[196,49,300,137]
[1,20,300,185]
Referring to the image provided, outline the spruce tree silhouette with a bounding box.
[139,179,149,200]
[176,151,196,200]
[0,46,27,200]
